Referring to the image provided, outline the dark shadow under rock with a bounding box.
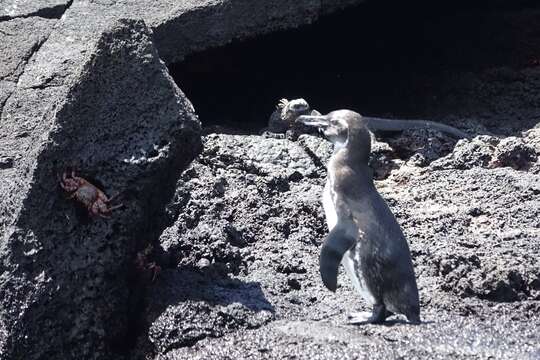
[143,269,274,354]
[170,3,540,135]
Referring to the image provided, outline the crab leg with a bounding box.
[59,172,69,190]
[59,181,69,192]
[105,192,122,203]
[71,170,85,182]
[106,204,123,211]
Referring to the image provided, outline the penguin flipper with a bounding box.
[320,224,356,292]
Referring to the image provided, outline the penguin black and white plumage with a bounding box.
[297,110,420,324]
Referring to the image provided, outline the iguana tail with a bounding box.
[364,116,471,139]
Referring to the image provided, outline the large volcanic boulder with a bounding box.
[0,19,201,359]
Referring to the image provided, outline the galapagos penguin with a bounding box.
[297,110,420,324]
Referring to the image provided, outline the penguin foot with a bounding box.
[347,304,391,325]
[406,313,421,325]
[347,311,373,324]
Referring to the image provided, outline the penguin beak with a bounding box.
[296,115,330,129]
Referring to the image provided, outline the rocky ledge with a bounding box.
[134,129,540,359]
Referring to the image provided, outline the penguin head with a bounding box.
[296,110,369,149]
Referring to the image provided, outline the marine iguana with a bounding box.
[266,98,470,139]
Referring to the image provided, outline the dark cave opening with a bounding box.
[168,0,540,133]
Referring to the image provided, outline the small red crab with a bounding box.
[60,170,122,218]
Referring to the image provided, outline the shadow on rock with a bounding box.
[140,267,275,355]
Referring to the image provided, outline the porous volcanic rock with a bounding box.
[0,1,371,359]
[0,0,71,20]
[0,16,57,119]
[135,130,540,359]
[136,134,332,357]
[2,1,540,359]
[0,19,200,360]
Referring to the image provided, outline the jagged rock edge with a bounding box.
[0,0,73,22]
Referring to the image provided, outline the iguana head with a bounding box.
[277,98,311,123]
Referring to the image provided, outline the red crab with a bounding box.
[60,170,122,218]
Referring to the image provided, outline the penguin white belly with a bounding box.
[322,180,337,230]
[341,249,376,306]
[323,177,376,305]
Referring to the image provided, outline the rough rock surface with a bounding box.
[1,1,540,359]
[0,19,200,359]
[165,317,539,360]
[149,0,352,64]
[422,66,540,136]
[0,1,371,359]
[0,0,71,20]
[0,17,56,81]
[135,134,329,358]
[0,16,57,123]
[134,130,539,359]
